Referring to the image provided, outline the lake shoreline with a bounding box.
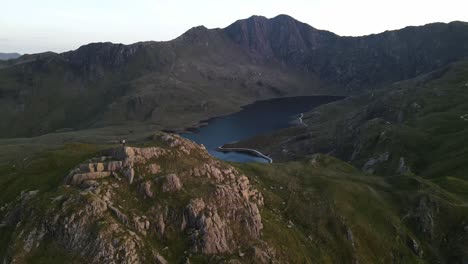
[175,95,344,135]
[180,95,345,163]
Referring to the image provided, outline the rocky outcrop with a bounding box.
[139,180,154,198]
[410,195,438,239]
[71,171,112,185]
[1,133,268,263]
[162,174,182,192]
[397,157,410,175]
[183,198,231,254]
[361,152,390,174]
[147,163,161,175]
[1,190,153,264]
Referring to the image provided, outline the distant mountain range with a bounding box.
[0,53,21,60]
[0,15,468,137]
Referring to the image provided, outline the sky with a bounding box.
[1,0,467,54]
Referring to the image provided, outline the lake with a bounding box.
[181,96,342,163]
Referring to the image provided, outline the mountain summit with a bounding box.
[0,53,21,60]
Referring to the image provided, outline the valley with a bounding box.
[181,95,342,163]
[0,14,468,264]
[1,16,468,138]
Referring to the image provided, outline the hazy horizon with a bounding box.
[2,0,467,54]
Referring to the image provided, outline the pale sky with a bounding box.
[1,0,467,54]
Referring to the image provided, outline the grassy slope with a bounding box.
[218,60,468,263]
[228,60,468,194]
[1,61,468,262]
[0,143,107,260]
[0,137,466,262]
[0,34,319,138]
[236,155,467,263]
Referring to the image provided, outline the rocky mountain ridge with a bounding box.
[0,53,21,61]
[1,15,468,137]
[226,58,468,181]
[1,131,466,263]
[1,133,271,263]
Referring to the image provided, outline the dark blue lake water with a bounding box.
[181,96,342,163]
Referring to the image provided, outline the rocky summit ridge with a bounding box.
[0,133,271,263]
[1,16,468,137]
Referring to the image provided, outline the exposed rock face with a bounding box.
[397,157,410,175]
[107,161,123,171]
[123,167,135,184]
[2,16,468,138]
[71,171,112,185]
[2,191,150,264]
[1,133,268,263]
[139,180,154,198]
[362,152,390,174]
[407,236,424,257]
[162,174,182,192]
[411,195,438,239]
[147,163,161,174]
[183,198,231,253]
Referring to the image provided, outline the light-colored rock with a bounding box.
[155,254,168,264]
[133,216,150,236]
[107,161,122,172]
[108,204,129,225]
[397,157,410,175]
[71,172,111,185]
[148,164,161,174]
[155,212,166,237]
[123,167,135,184]
[82,180,99,188]
[184,199,231,254]
[139,181,153,198]
[362,152,389,174]
[251,246,271,264]
[95,162,105,172]
[79,163,95,173]
[3,133,268,263]
[162,174,182,192]
[346,227,355,248]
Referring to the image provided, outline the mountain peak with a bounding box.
[237,15,268,23]
[232,14,299,25]
[0,52,21,60]
[223,14,335,61]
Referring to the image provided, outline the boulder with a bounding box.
[407,236,423,257]
[79,163,95,173]
[95,163,105,172]
[148,163,161,175]
[71,172,111,185]
[184,199,231,254]
[139,181,154,198]
[107,161,122,172]
[162,174,182,192]
[123,167,135,184]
